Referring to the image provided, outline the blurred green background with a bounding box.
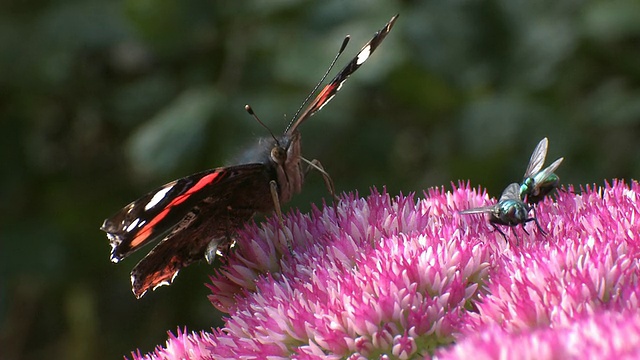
[2,0,640,359]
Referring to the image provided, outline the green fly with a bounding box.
[520,137,564,204]
[460,183,545,240]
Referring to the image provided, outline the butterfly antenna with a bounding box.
[285,35,351,133]
[245,105,279,144]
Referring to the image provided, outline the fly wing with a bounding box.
[533,157,564,185]
[286,15,398,134]
[499,183,522,202]
[523,137,549,179]
[101,164,268,263]
[459,205,495,215]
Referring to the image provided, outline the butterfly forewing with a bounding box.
[286,15,398,134]
[102,164,267,262]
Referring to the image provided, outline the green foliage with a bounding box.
[125,87,219,177]
[2,1,640,359]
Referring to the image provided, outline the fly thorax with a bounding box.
[521,178,535,196]
[273,132,304,204]
[498,200,528,225]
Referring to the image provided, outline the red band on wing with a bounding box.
[130,208,171,248]
[129,170,222,249]
[169,170,222,207]
[311,82,338,112]
[134,255,181,298]
[285,15,397,135]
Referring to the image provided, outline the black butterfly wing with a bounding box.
[286,14,398,134]
[101,164,270,263]
[123,164,276,298]
[129,204,250,299]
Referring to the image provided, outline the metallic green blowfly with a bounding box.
[520,137,564,204]
[460,183,545,240]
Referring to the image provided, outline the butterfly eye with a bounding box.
[270,146,287,165]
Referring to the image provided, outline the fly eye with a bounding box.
[271,146,287,164]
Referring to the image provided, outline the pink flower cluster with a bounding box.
[132,180,640,359]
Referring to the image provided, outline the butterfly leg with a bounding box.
[205,210,240,264]
[270,180,293,254]
[205,235,236,264]
[205,237,222,264]
[301,157,337,201]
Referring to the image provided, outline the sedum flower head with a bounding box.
[437,310,640,359]
[131,180,640,359]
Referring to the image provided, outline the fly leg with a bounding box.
[490,223,509,243]
[524,215,547,236]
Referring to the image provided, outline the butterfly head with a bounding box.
[271,131,303,203]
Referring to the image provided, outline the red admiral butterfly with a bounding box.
[101,15,398,298]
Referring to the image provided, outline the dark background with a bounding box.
[2,1,640,359]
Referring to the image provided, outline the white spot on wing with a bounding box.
[317,94,336,112]
[151,271,179,291]
[145,185,174,211]
[356,45,371,65]
[108,234,122,263]
[125,218,140,232]
[125,203,135,214]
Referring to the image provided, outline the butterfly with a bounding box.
[100,15,398,298]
